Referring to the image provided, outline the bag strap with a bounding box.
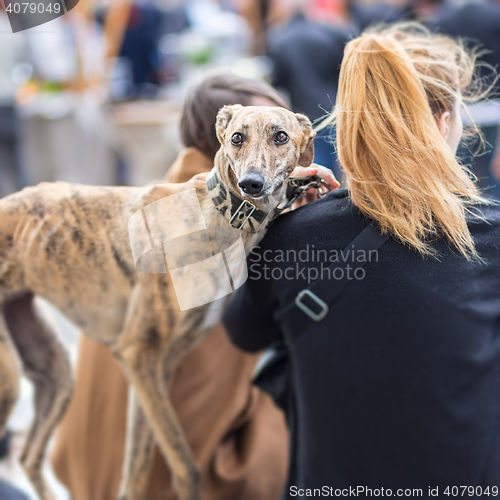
[274,224,389,346]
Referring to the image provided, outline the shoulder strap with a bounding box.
[274,224,389,346]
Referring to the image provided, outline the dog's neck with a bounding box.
[207,153,287,234]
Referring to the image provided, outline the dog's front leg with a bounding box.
[115,342,199,500]
[114,284,200,500]
[117,387,156,500]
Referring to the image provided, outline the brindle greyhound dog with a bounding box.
[0,105,316,500]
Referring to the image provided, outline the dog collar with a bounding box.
[206,170,272,232]
[206,169,331,233]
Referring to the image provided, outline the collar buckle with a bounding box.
[229,199,257,230]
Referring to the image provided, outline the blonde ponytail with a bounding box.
[321,23,492,259]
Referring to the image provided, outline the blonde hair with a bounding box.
[320,23,493,259]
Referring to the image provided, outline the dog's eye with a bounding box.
[275,132,289,144]
[231,133,243,146]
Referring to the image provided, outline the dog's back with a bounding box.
[0,182,136,339]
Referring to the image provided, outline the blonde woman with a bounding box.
[224,23,500,497]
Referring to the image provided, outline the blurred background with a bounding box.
[0,0,499,497]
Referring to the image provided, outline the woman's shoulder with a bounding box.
[469,200,500,222]
[277,188,356,227]
[262,188,365,251]
[467,200,500,251]
[264,191,500,258]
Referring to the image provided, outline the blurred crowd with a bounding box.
[1,0,500,498]
[1,0,500,196]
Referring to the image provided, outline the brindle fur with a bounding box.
[0,106,315,500]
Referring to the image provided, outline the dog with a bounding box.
[0,105,315,500]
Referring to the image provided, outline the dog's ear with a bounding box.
[216,104,244,144]
[295,113,316,167]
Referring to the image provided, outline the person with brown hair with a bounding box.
[167,73,292,183]
[50,73,330,500]
[225,23,500,497]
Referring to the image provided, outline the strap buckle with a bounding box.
[274,175,332,216]
[294,289,329,322]
[229,199,256,230]
[288,175,331,196]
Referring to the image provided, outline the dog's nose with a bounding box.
[238,172,265,196]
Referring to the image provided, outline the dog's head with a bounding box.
[215,105,315,208]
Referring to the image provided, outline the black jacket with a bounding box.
[224,189,500,498]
